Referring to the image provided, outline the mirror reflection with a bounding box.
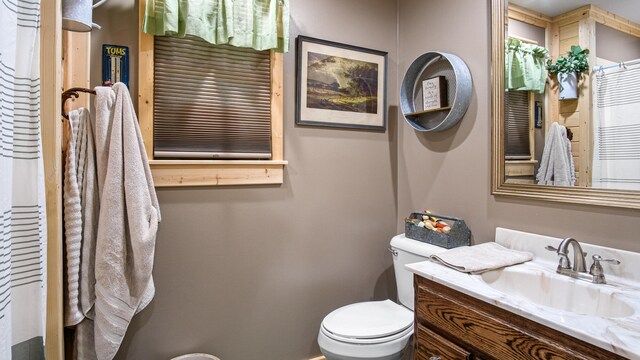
[503,0,640,190]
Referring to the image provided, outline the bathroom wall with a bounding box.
[92,0,399,359]
[86,0,640,358]
[508,19,545,47]
[596,23,640,63]
[91,0,138,108]
[397,0,640,253]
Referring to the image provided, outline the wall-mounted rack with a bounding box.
[61,87,96,120]
[400,52,472,132]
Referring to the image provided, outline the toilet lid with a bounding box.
[322,300,413,340]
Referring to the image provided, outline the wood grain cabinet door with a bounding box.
[415,323,471,360]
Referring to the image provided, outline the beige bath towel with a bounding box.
[89,83,161,360]
[77,108,100,319]
[536,122,576,186]
[430,242,533,274]
[64,108,100,327]
[75,318,97,360]
[63,109,87,326]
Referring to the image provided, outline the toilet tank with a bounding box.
[390,234,446,310]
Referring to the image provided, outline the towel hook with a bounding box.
[61,87,96,120]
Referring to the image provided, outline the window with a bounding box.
[138,5,285,187]
[504,90,534,160]
[153,36,273,160]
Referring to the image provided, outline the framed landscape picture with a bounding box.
[296,36,388,130]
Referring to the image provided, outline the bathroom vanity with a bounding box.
[407,228,640,360]
[414,276,623,359]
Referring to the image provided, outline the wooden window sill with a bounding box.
[505,159,538,177]
[149,160,288,187]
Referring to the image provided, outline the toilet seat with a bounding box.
[321,322,413,345]
[321,300,413,345]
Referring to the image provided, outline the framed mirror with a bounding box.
[491,0,640,209]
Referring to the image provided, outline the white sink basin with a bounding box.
[479,266,635,318]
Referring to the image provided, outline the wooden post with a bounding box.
[270,51,284,161]
[62,32,92,110]
[578,17,596,187]
[40,0,64,358]
[138,0,155,159]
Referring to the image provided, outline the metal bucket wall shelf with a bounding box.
[400,52,472,132]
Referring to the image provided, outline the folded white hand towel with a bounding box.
[430,242,533,274]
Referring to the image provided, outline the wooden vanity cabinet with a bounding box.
[415,323,471,360]
[413,275,626,360]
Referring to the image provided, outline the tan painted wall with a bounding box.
[509,18,545,46]
[91,0,139,109]
[397,0,640,253]
[596,23,640,63]
[92,0,399,359]
[86,0,640,358]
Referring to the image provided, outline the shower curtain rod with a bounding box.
[593,58,640,72]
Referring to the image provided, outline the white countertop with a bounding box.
[405,228,640,359]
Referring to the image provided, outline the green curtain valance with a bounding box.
[143,0,290,53]
[505,38,548,93]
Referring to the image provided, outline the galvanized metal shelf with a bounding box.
[400,52,472,132]
[404,106,452,117]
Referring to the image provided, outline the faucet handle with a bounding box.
[591,254,621,266]
[546,245,571,269]
[589,255,621,284]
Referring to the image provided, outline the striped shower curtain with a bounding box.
[592,62,640,190]
[0,0,47,359]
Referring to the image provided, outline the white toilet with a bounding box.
[318,234,445,360]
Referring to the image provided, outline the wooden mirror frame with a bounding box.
[490,0,640,210]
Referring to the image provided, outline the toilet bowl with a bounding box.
[318,235,445,360]
[318,300,413,360]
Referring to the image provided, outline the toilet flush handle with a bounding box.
[387,246,398,257]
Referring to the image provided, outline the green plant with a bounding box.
[546,45,590,75]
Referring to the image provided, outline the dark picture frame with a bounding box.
[295,36,388,130]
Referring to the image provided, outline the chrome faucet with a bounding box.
[546,238,620,284]
[551,237,587,272]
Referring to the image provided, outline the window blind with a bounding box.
[504,90,531,160]
[153,36,273,159]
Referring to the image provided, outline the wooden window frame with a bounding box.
[504,91,536,160]
[138,0,286,187]
[504,91,538,183]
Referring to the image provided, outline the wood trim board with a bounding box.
[149,160,286,187]
[270,51,284,161]
[139,0,155,160]
[40,0,64,358]
[507,4,552,28]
